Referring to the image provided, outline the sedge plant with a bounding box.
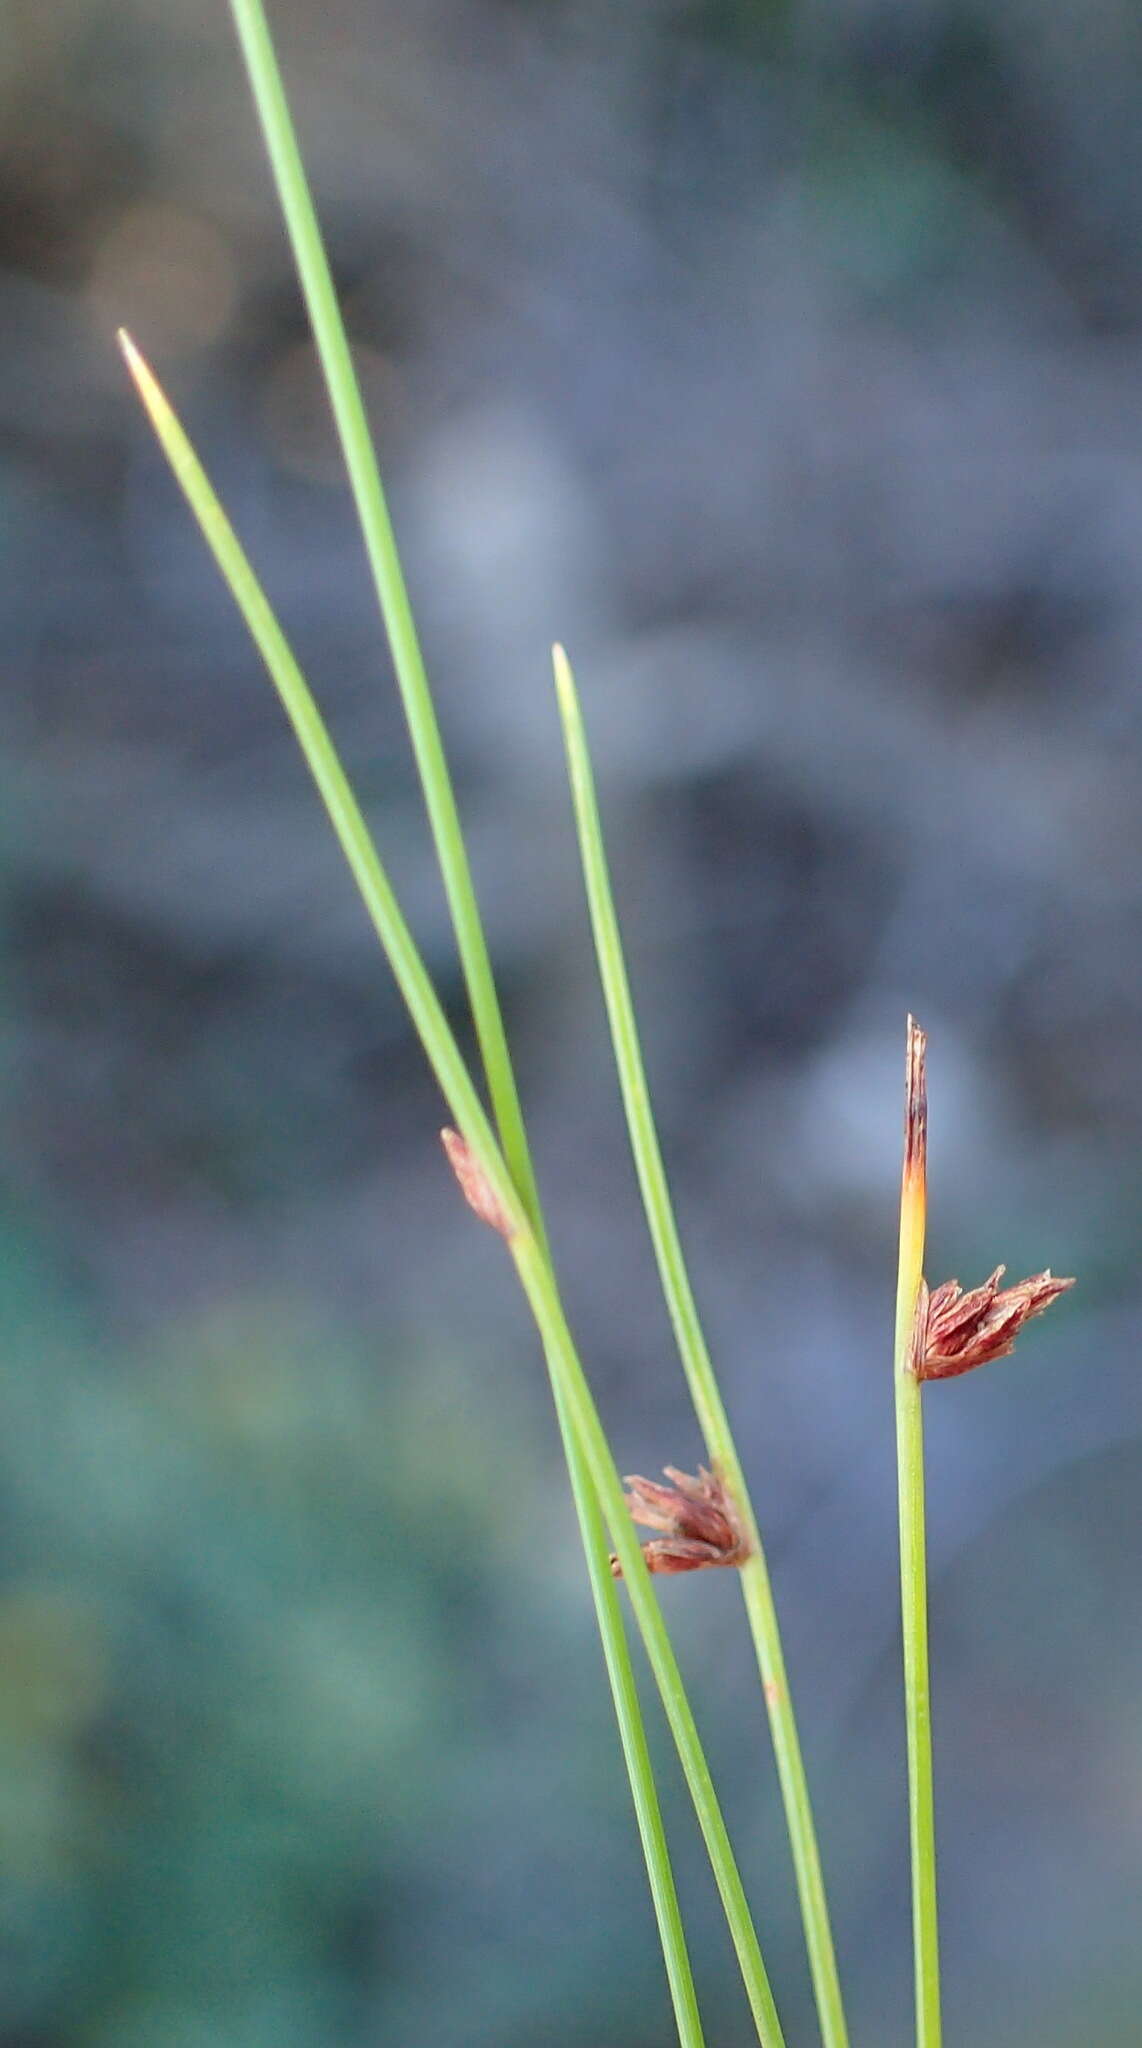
[119,4,1076,2042]
[891,1021,1072,2048]
[116,331,783,2048]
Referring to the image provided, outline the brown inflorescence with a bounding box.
[610,1465,748,1577]
[912,1266,1074,1382]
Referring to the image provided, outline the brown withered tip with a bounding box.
[440,1128,515,1241]
[903,1015,928,1183]
[912,1266,1075,1382]
[609,1465,749,1578]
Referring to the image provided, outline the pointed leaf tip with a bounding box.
[116,330,167,424]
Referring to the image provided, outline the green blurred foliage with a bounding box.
[0,1228,677,2048]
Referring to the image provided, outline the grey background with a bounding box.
[0,2,1137,2044]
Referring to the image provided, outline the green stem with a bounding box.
[213,12,707,2034]
[893,1019,940,2048]
[226,0,540,1237]
[738,1554,847,2048]
[550,1376,705,2048]
[512,1230,787,2048]
[120,335,703,2044]
[894,1366,940,2048]
[553,645,849,2048]
[119,337,779,2044]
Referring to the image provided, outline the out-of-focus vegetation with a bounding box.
[2,0,1141,2041]
[1,1234,703,2048]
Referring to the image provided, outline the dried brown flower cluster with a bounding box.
[911,1265,1074,1382]
[610,1466,748,1577]
[899,1020,1074,1384]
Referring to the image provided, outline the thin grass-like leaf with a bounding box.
[553,642,850,2048]
[226,0,540,1239]
[120,333,784,2046]
[215,5,709,2028]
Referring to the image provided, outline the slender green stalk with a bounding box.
[549,1376,705,2048]
[893,1020,940,2048]
[119,334,783,2044]
[225,0,540,1238]
[216,13,707,2028]
[119,331,702,2047]
[116,334,505,1157]
[553,644,849,2048]
[512,1233,786,2048]
[211,20,697,2024]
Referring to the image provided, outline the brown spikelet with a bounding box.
[440,1128,515,1241]
[609,1465,749,1577]
[913,1266,1074,1382]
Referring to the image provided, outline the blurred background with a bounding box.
[0,0,1138,2042]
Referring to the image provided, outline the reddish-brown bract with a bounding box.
[912,1266,1074,1382]
[610,1465,748,1577]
